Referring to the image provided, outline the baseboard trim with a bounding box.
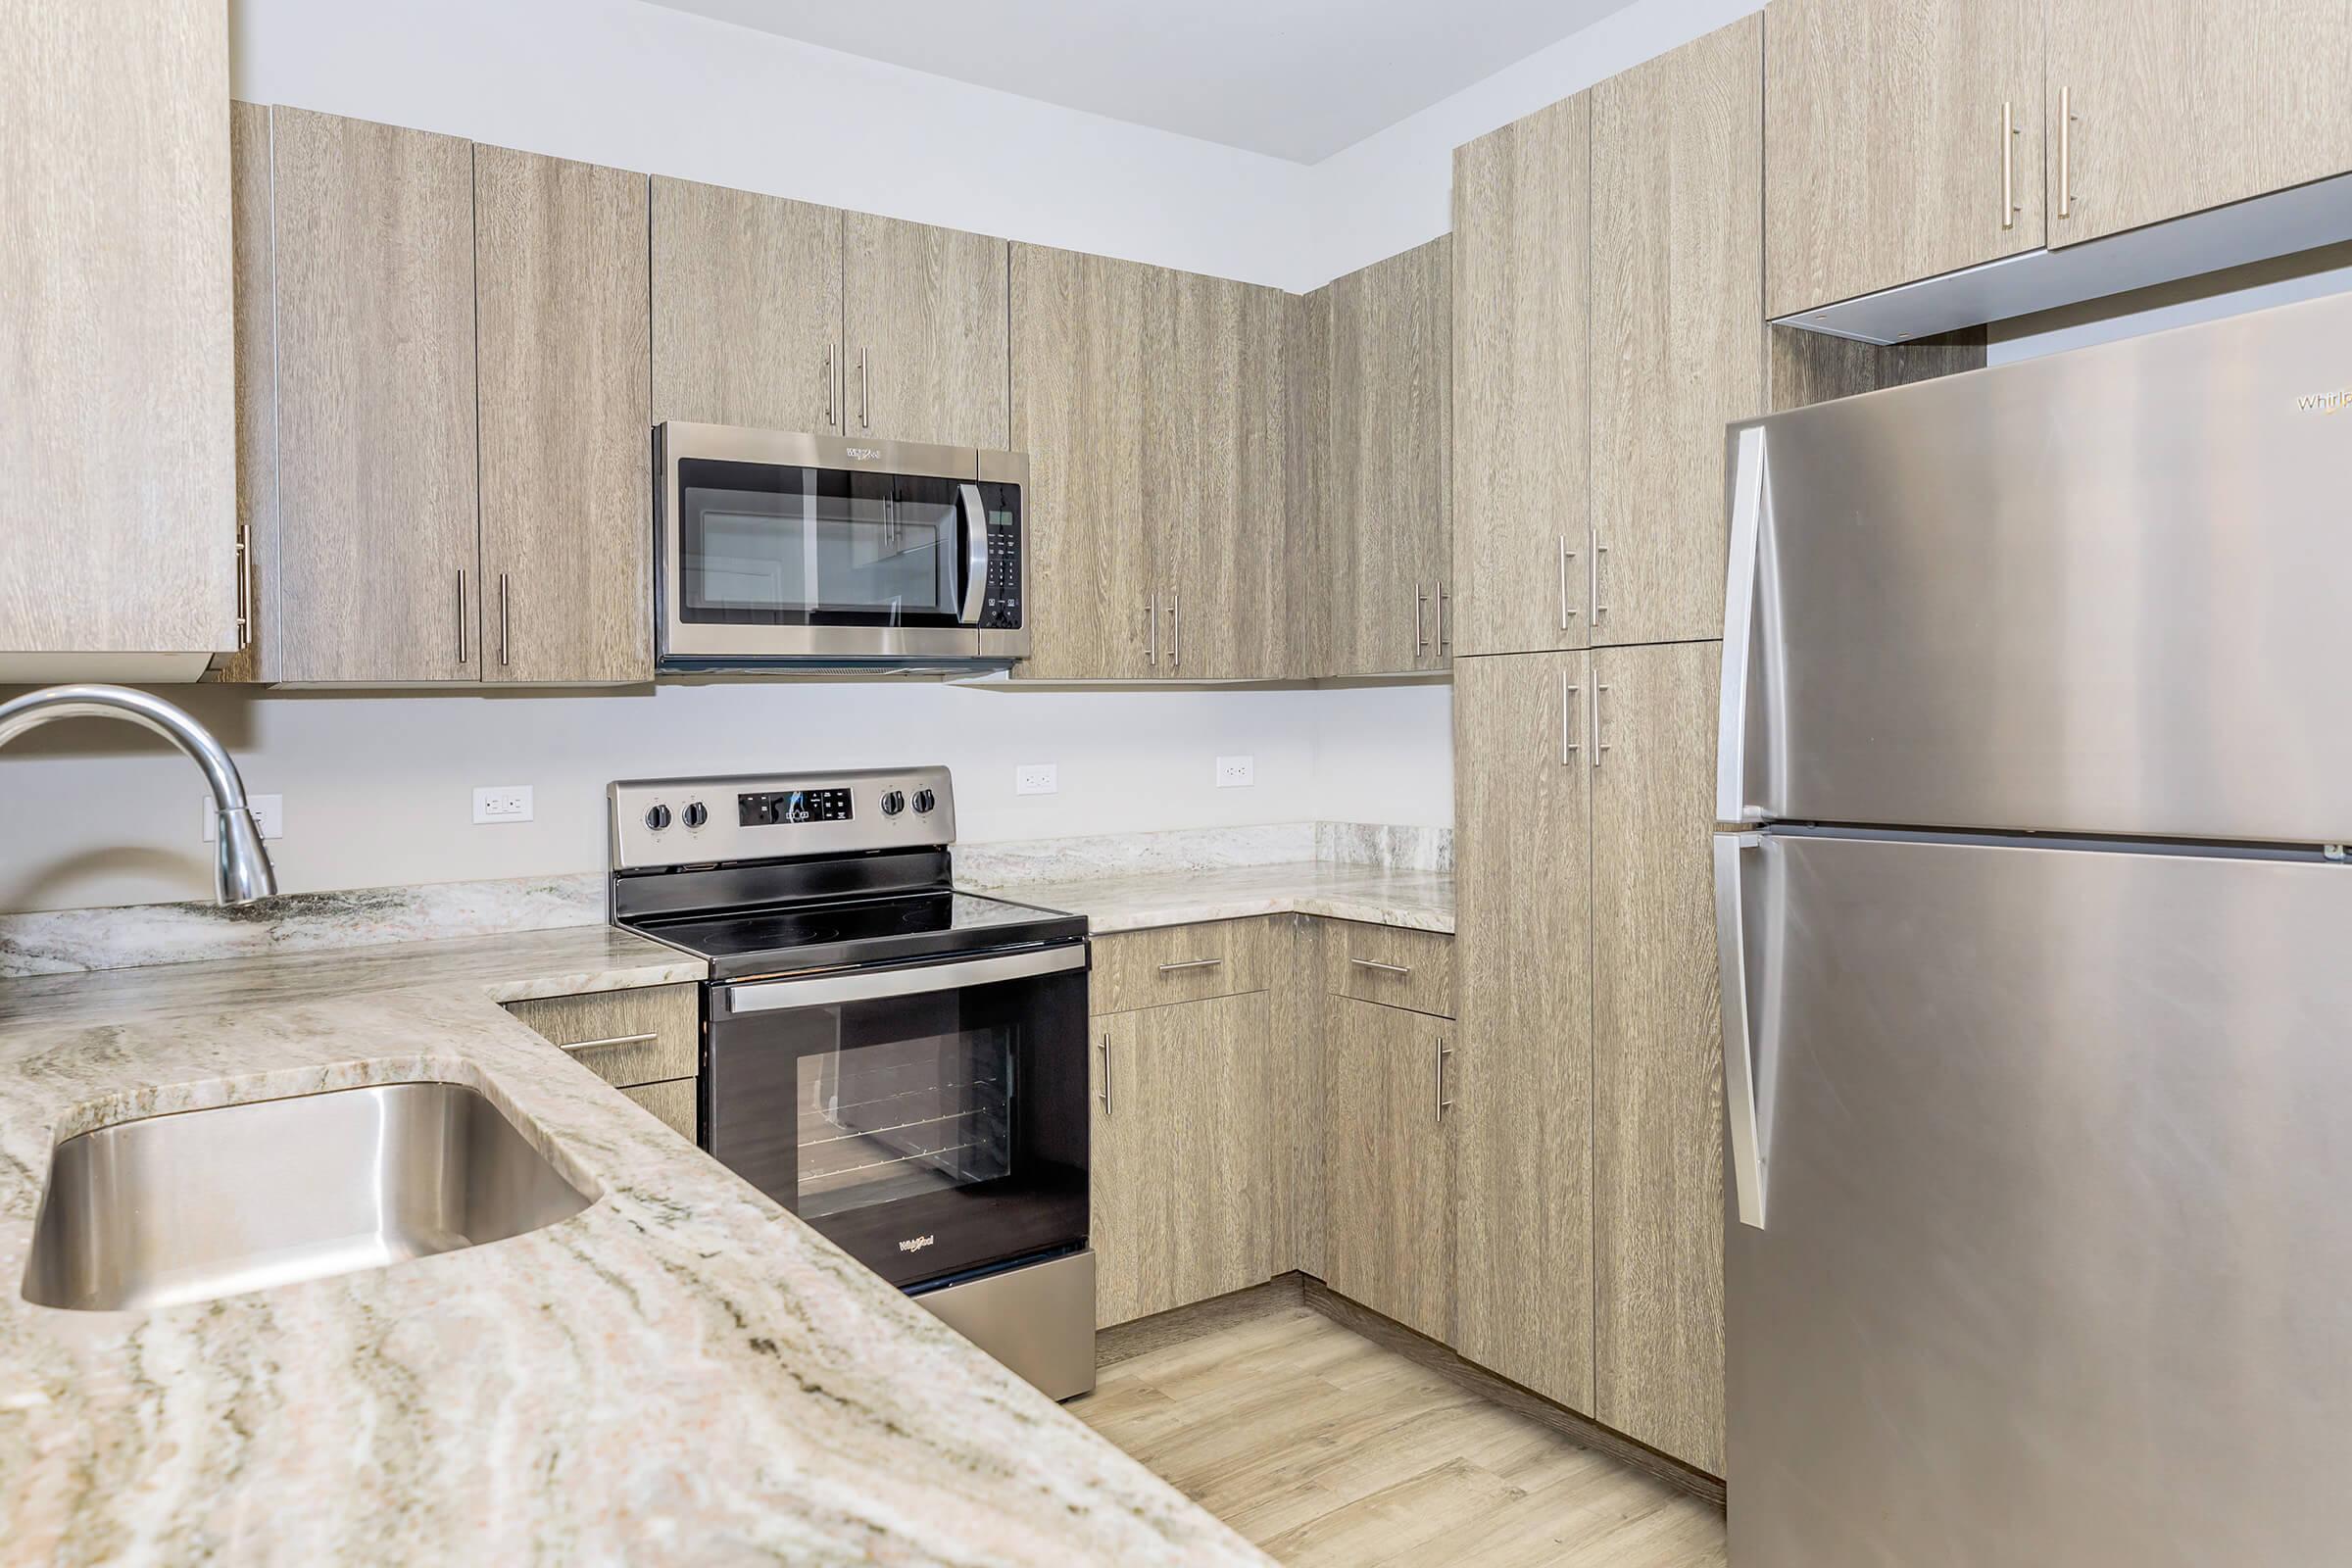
[1096,1274,1308,1369]
[1301,1278,1727,1511]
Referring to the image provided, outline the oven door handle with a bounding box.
[718,943,1086,1014]
[957,482,989,627]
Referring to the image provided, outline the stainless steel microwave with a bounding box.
[655,422,1028,670]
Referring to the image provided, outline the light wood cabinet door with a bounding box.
[474,147,653,684]
[1450,93,1590,660]
[1,0,235,674]
[2047,0,2352,247]
[1592,21,1765,649]
[843,212,1008,446]
[1451,650,1595,1410]
[1322,997,1454,1343]
[1284,288,1331,680]
[270,109,480,683]
[1327,237,1452,677]
[652,176,842,432]
[1009,243,1155,680]
[1091,992,1276,1327]
[1590,641,1725,1474]
[1764,0,2046,318]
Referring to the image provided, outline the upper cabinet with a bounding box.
[1764,0,2047,318]
[1451,93,1590,660]
[1323,237,1453,678]
[269,109,481,684]
[1,0,235,680]
[1590,21,1765,647]
[2046,0,2352,246]
[652,180,1011,448]
[843,213,1010,447]
[651,178,842,433]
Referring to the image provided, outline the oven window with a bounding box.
[798,1026,1013,1220]
[676,457,964,627]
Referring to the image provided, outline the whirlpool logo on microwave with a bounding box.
[2295,387,2349,415]
[898,1234,935,1254]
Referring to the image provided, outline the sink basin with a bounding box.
[22,1080,596,1311]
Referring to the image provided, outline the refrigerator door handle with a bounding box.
[1718,424,1768,825]
[1717,831,1768,1229]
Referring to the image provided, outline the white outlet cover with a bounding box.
[1016,763,1058,796]
[1215,756,1255,788]
[472,785,535,824]
[201,794,283,841]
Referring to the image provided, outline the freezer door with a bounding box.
[1717,287,2352,843]
[1728,831,2352,1567]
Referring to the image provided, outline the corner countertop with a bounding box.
[0,926,1267,1565]
[974,860,1455,937]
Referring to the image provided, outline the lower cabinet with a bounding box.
[504,982,701,1143]
[1320,997,1454,1343]
[1090,987,1277,1327]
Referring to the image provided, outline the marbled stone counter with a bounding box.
[981,860,1455,936]
[0,932,1268,1565]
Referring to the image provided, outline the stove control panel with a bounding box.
[611,767,954,870]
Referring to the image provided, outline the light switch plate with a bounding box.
[201,794,283,842]
[1016,763,1058,796]
[1215,756,1255,788]
[473,785,534,824]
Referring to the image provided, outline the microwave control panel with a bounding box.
[981,503,1022,629]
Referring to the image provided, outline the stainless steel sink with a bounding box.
[22,1080,597,1311]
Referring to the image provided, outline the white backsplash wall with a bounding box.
[0,681,1452,914]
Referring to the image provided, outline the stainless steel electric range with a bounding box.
[608,766,1096,1399]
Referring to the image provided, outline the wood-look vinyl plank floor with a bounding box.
[1069,1304,1725,1568]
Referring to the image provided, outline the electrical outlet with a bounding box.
[1215,756,1255,788]
[201,794,283,842]
[1016,763,1058,796]
[472,785,535,824]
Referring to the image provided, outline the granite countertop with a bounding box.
[976,860,1456,936]
[0,928,1267,1565]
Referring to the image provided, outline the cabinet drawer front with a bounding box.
[505,983,699,1088]
[619,1077,697,1140]
[1089,919,1268,1015]
[1325,923,1457,1017]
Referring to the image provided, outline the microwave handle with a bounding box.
[957,483,989,626]
[719,943,1087,1014]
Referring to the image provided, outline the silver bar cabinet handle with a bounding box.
[2000,99,2018,230]
[1168,589,1180,669]
[1157,956,1223,974]
[456,569,468,665]
[2059,86,2076,219]
[1560,671,1581,765]
[562,1032,659,1054]
[1590,539,1608,626]
[1349,956,1411,976]
[1592,681,1610,769]
[1099,1035,1112,1116]
[1436,579,1449,654]
[1557,535,1579,630]
[1145,594,1158,667]
[498,572,511,668]
[824,344,834,427]
[1716,833,1767,1227]
[1434,1036,1453,1124]
[858,348,869,429]
[1414,580,1427,652]
[233,523,251,644]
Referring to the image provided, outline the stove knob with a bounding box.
[644,805,672,831]
[880,790,906,816]
[911,788,936,815]
[682,801,709,829]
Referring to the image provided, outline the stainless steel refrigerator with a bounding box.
[1716,289,2352,1566]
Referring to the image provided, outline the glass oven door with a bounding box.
[704,945,1089,1289]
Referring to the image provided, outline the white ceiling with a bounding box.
[640,0,1646,164]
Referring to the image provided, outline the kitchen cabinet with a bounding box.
[475,145,654,684]
[619,1080,698,1141]
[1324,237,1453,676]
[1090,918,1271,1014]
[1,0,236,680]
[1591,21,1765,648]
[269,108,481,683]
[1589,641,1725,1474]
[1764,0,2046,318]
[1324,923,1456,1018]
[651,176,842,433]
[1284,289,1333,679]
[1010,243,1154,681]
[1450,650,1595,1411]
[1321,996,1454,1343]
[1450,93,1590,660]
[1090,990,1278,1327]
[2046,0,2352,246]
[504,983,699,1091]
[843,211,1010,446]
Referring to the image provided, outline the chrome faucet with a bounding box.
[0,684,277,906]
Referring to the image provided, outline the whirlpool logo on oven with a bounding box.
[2295,387,2349,415]
[899,1234,935,1254]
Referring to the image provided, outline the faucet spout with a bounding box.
[0,684,278,906]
